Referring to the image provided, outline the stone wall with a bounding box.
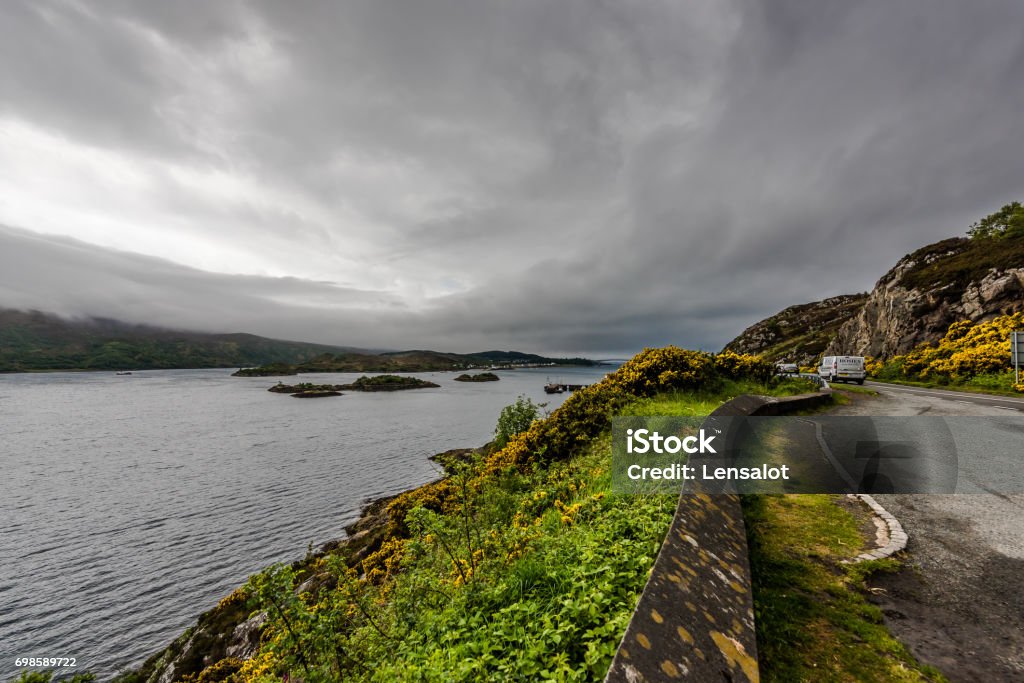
[605,389,832,682]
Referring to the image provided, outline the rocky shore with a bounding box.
[117,444,487,683]
[267,382,345,397]
[341,375,440,391]
[264,375,440,398]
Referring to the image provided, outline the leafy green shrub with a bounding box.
[242,437,676,682]
[494,395,542,448]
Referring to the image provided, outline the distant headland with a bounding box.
[0,308,598,374]
[233,350,597,377]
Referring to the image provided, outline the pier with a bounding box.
[543,383,587,394]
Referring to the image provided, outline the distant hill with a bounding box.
[236,349,596,376]
[723,294,868,367]
[0,309,363,372]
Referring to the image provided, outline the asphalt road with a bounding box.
[831,383,1024,681]
[865,379,1024,413]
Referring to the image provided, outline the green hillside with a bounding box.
[723,294,868,366]
[898,233,1024,297]
[236,349,596,375]
[0,309,358,372]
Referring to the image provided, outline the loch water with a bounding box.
[0,365,614,680]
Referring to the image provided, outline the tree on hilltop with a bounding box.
[968,201,1024,240]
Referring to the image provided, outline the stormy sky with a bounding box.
[1,1,1022,355]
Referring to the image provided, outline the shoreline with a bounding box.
[120,443,488,682]
[0,362,608,376]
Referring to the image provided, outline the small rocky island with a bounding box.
[341,375,440,391]
[269,382,344,397]
[267,375,439,397]
[454,372,500,382]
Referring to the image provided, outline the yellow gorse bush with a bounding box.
[384,346,773,536]
[712,350,775,383]
[236,650,280,682]
[892,312,1024,381]
[864,356,883,376]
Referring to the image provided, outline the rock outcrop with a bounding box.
[723,294,868,367]
[726,233,1024,364]
[826,237,1024,359]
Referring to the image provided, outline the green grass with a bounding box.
[744,495,946,682]
[233,379,806,682]
[831,384,879,396]
[869,373,1022,398]
[898,234,1024,298]
[239,421,680,681]
[616,378,787,418]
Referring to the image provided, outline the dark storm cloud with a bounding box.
[1,0,1022,355]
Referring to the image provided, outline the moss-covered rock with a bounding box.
[340,375,440,391]
[453,372,500,382]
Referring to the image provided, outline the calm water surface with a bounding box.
[0,365,614,680]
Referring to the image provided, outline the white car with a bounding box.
[818,356,866,384]
[775,362,799,374]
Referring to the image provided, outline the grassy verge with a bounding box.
[869,375,1023,398]
[744,495,945,682]
[831,384,879,396]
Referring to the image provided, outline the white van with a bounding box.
[818,356,866,384]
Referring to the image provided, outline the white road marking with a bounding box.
[796,418,858,492]
[869,382,1024,406]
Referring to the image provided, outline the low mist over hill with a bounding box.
[0,309,594,373]
[0,309,365,372]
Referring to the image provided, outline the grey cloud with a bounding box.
[1,0,1023,356]
[0,225,402,337]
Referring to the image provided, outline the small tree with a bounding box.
[494,395,541,448]
[967,201,1024,240]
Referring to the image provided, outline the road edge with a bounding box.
[850,493,908,562]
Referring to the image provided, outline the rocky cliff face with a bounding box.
[726,234,1024,365]
[723,294,868,367]
[826,237,1024,359]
